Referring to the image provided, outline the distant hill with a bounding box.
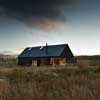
[0,50,18,56]
[0,54,17,59]
[76,55,100,60]
[0,50,14,55]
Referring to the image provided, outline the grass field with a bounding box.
[0,55,100,100]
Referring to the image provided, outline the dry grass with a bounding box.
[0,67,100,100]
[0,55,100,100]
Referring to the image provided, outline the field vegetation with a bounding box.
[0,55,100,100]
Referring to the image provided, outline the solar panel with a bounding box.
[40,46,44,50]
[28,47,32,50]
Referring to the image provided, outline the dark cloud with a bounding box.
[0,0,77,27]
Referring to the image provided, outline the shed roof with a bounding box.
[19,44,72,58]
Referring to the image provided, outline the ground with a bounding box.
[0,55,100,100]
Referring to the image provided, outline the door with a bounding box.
[37,60,40,66]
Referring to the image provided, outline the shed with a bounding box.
[18,44,76,66]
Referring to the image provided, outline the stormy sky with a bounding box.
[0,0,100,55]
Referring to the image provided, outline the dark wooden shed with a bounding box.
[18,44,76,66]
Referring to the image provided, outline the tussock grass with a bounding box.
[0,67,100,100]
[0,55,100,100]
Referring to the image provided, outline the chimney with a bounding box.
[45,43,48,55]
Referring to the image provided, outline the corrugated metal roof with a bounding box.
[19,44,68,58]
